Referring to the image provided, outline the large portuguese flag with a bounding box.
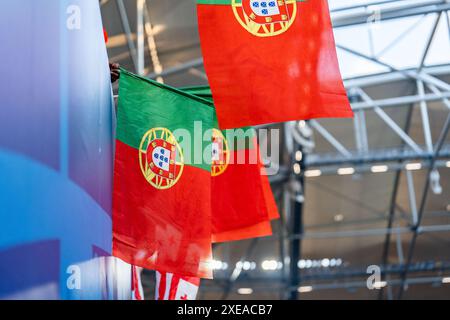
[183,86,279,242]
[197,0,353,129]
[113,70,215,279]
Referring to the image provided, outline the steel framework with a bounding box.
[103,0,450,300]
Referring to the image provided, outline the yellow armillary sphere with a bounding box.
[211,128,230,177]
[232,0,298,37]
[139,127,184,190]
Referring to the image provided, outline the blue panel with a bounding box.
[0,240,60,299]
[0,0,61,170]
[0,0,128,300]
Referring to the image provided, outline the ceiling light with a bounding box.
[298,260,306,269]
[406,163,422,171]
[321,258,330,268]
[329,259,337,267]
[237,288,253,295]
[373,281,387,289]
[305,260,313,268]
[298,286,313,293]
[305,169,322,177]
[242,261,252,271]
[334,214,344,222]
[337,167,355,175]
[262,260,279,271]
[209,259,226,270]
[371,165,388,173]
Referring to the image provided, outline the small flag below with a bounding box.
[155,271,200,300]
[131,265,144,300]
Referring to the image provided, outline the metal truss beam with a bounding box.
[244,221,450,241]
[296,276,447,293]
[115,0,138,72]
[305,146,450,167]
[288,145,305,300]
[200,275,447,293]
[136,0,145,75]
[297,223,450,240]
[147,58,204,79]
[331,1,450,28]
[397,113,450,299]
[378,100,415,299]
[141,2,450,80]
[210,260,450,281]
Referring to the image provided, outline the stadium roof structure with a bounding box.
[100,0,450,299]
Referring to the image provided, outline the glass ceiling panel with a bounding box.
[328,0,450,79]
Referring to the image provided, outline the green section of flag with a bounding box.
[181,86,213,102]
[117,69,215,171]
[181,86,256,151]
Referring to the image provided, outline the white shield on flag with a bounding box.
[251,1,281,17]
[212,141,221,162]
[152,146,171,171]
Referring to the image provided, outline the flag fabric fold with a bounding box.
[210,129,278,242]
[183,86,280,243]
[197,0,353,129]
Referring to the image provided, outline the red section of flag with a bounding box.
[103,28,108,43]
[260,160,279,221]
[155,271,200,300]
[211,137,279,243]
[113,141,213,279]
[197,0,353,129]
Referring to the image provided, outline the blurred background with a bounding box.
[100,0,450,300]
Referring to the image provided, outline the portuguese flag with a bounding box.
[211,129,279,242]
[183,86,279,242]
[113,70,215,279]
[197,0,353,129]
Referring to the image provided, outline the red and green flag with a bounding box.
[113,70,215,279]
[210,128,277,242]
[183,86,280,243]
[197,0,353,129]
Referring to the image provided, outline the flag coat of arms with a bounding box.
[113,70,215,279]
[197,0,353,129]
